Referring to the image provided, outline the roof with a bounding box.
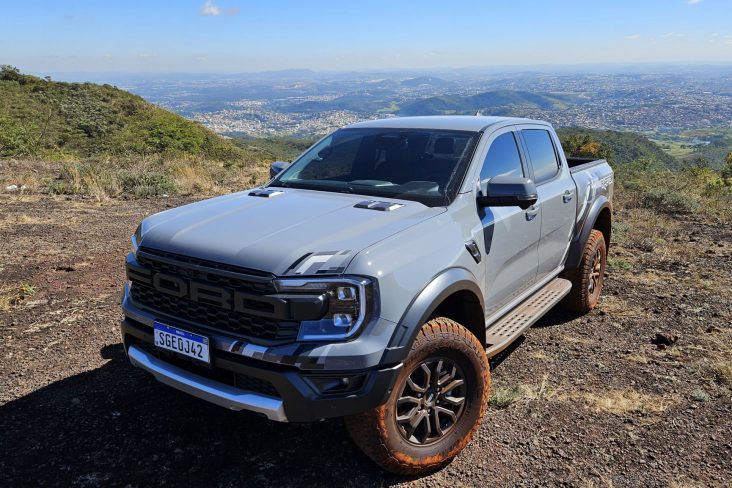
[345,115,545,132]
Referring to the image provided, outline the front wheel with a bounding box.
[345,317,490,475]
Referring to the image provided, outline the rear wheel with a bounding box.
[563,229,607,313]
[345,317,490,475]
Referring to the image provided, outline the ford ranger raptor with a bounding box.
[121,116,613,474]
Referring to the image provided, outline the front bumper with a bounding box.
[127,344,287,421]
[120,284,403,422]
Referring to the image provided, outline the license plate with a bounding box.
[153,322,210,364]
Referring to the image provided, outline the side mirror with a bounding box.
[270,161,291,179]
[477,175,538,210]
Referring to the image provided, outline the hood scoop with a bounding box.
[249,188,284,198]
[354,200,404,212]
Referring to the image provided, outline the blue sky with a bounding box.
[1,0,731,73]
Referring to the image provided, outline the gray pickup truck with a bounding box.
[121,116,613,474]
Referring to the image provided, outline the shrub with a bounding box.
[638,189,701,215]
[0,116,35,157]
[120,171,176,197]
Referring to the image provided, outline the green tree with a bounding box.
[0,65,21,81]
[721,152,732,180]
[559,133,615,164]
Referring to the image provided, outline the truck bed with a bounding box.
[567,156,608,172]
[567,157,614,244]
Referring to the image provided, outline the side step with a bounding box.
[485,278,572,358]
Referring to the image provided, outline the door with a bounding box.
[478,130,541,315]
[520,128,576,280]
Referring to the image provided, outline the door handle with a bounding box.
[563,191,573,203]
[525,205,539,221]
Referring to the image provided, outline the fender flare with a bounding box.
[380,267,484,365]
[565,196,611,271]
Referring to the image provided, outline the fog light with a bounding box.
[333,313,353,327]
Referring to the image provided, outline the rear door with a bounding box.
[478,128,541,315]
[519,127,576,280]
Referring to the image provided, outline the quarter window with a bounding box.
[480,132,524,182]
[523,129,560,183]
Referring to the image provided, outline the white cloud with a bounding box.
[687,0,703,4]
[199,1,238,17]
[624,34,641,40]
[200,1,221,16]
[662,32,687,38]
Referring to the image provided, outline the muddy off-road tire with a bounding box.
[345,317,490,475]
[563,229,607,313]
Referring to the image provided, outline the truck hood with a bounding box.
[139,188,445,276]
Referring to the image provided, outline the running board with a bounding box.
[485,278,572,358]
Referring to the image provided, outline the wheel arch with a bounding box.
[564,197,612,272]
[381,268,485,365]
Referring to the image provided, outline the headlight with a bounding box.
[132,224,143,252]
[274,277,376,341]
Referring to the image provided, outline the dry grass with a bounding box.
[700,330,732,387]
[489,376,556,409]
[625,353,650,365]
[561,334,595,346]
[597,295,650,319]
[575,390,675,415]
[668,479,707,488]
[172,163,217,194]
[716,362,732,386]
[0,283,37,311]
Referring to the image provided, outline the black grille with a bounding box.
[235,374,279,397]
[130,250,300,343]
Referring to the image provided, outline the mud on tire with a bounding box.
[562,229,607,313]
[345,317,490,475]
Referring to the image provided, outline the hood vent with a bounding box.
[354,200,404,212]
[249,189,284,198]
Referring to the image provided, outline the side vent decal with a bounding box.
[249,189,284,198]
[354,200,404,212]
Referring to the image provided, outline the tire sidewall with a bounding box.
[585,233,607,309]
[380,328,489,461]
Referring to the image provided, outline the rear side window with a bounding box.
[523,129,560,183]
[480,132,524,182]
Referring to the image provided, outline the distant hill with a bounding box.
[557,127,678,167]
[400,77,450,88]
[400,90,578,116]
[286,91,400,115]
[0,65,244,161]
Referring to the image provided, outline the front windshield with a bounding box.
[269,128,480,206]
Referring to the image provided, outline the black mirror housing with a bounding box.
[477,175,538,210]
[270,161,291,179]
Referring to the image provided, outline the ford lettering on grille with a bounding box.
[127,264,287,319]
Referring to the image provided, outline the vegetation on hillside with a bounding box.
[557,128,678,167]
[0,65,243,161]
[2,65,730,209]
[614,157,732,221]
[0,66,317,198]
[400,90,577,116]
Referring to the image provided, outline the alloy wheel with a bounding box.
[395,357,467,445]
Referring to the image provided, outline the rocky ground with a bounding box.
[1,192,730,487]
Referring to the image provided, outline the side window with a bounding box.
[480,132,524,182]
[522,129,560,183]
